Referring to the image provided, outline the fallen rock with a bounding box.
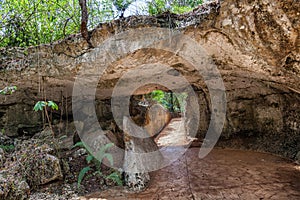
[29,183,80,200]
[23,152,63,186]
[15,139,63,187]
[0,127,63,199]
[0,170,30,200]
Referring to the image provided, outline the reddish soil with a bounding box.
[81,148,300,200]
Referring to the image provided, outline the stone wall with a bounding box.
[0,0,299,159]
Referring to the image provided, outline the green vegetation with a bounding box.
[147,89,187,113]
[73,141,123,188]
[0,144,15,152]
[0,0,116,47]
[33,100,58,134]
[0,0,80,47]
[33,100,58,112]
[0,86,17,95]
[113,0,134,17]
[147,0,203,15]
[0,0,203,48]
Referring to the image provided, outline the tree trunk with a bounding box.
[79,0,89,42]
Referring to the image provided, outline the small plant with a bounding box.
[73,141,123,188]
[0,144,15,152]
[33,100,58,133]
[34,100,59,111]
[0,86,17,95]
[113,0,133,18]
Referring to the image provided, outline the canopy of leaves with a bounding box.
[1,0,80,47]
[0,0,115,47]
[148,0,203,15]
[0,0,203,47]
[148,89,187,112]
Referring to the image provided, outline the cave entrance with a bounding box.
[129,86,192,147]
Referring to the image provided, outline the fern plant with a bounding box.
[73,141,123,188]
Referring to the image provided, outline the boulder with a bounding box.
[23,150,63,186]
[0,170,30,200]
[0,128,63,199]
[15,139,63,187]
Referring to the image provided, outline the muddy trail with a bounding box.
[81,120,300,200]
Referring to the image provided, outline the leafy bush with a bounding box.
[0,0,116,47]
[147,0,203,15]
[113,0,134,17]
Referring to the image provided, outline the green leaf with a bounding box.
[77,166,91,188]
[93,171,103,177]
[95,143,114,163]
[72,141,84,149]
[151,90,165,102]
[59,135,67,140]
[0,144,15,151]
[86,154,94,164]
[33,101,46,111]
[0,86,17,95]
[47,101,58,110]
[106,171,123,186]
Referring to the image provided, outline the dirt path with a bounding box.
[81,147,300,200]
[155,118,192,147]
[80,118,300,199]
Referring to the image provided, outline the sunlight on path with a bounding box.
[155,118,195,147]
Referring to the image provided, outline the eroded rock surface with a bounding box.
[0,128,63,199]
[0,0,299,160]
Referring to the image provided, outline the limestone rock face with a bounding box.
[0,0,299,159]
[0,128,63,199]
[0,172,30,200]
